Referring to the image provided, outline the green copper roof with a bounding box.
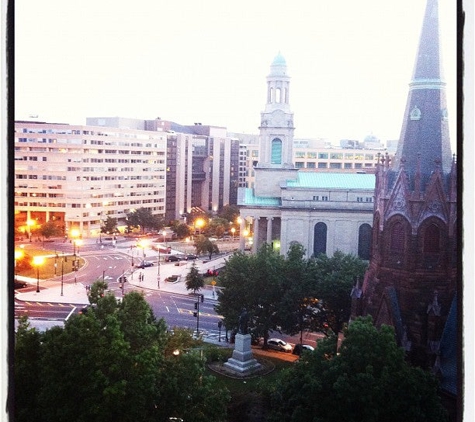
[286,172,375,189]
[242,188,281,206]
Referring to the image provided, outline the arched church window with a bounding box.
[390,221,405,253]
[269,87,273,103]
[358,223,372,260]
[276,88,281,103]
[314,222,327,256]
[271,138,282,164]
[424,223,440,253]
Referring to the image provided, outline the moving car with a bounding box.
[185,254,197,261]
[267,338,293,353]
[165,255,183,262]
[135,261,153,268]
[292,343,315,356]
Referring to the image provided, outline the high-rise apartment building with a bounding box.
[14,121,167,238]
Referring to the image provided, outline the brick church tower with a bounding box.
[357,0,458,373]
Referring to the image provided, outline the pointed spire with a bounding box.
[392,0,452,179]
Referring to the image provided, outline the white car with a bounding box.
[267,338,293,353]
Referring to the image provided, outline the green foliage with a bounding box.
[194,234,220,259]
[174,222,192,238]
[14,317,44,422]
[204,217,229,238]
[87,280,109,304]
[185,262,205,293]
[265,317,448,422]
[217,204,240,223]
[217,244,367,346]
[38,220,63,239]
[126,207,162,234]
[14,282,230,421]
[101,216,118,234]
[216,244,286,346]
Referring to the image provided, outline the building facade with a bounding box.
[14,121,167,238]
[237,53,375,259]
[355,0,458,411]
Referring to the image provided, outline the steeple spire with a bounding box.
[392,0,452,180]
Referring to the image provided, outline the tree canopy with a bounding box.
[215,244,368,346]
[126,207,164,234]
[14,283,229,422]
[265,316,448,422]
[194,234,220,259]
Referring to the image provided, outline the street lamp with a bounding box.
[15,249,24,282]
[61,252,65,296]
[231,227,236,240]
[27,219,35,242]
[32,256,45,293]
[195,218,205,235]
[157,246,161,288]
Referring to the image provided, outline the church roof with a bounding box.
[240,188,281,206]
[286,172,375,190]
[392,0,452,178]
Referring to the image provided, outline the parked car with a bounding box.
[14,280,27,289]
[165,255,183,262]
[135,261,153,268]
[185,254,197,261]
[292,343,315,356]
[267,338,293,353]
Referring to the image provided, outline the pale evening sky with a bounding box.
[15,0,457,147]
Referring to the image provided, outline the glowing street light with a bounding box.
[195,218,205,235]
[230,227,236,240]
[32,256,45,293]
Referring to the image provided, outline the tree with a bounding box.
[265,317,448,422]
[204,217,229,238]
[174,222,192,239]
[15,282,230,422]
[38,220,63,239]
[217,204,240,223]
[126,207,162,234]
[215,244,286,347]
[185,262,205,294]
[101,216,118,234]
[312,250,368,337]
[278,242,319,344]
[194,235,220,259]
[14,317,44,422]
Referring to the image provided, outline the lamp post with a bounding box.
[15,249,24,282]
[61,253,64,296]
[33,256,45,293]
[231,227,236,240]
[27,219,35,242]
[157,247,161,289]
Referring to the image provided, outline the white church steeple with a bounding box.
[258,52,295,169]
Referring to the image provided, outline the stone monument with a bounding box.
[224,308,262,374]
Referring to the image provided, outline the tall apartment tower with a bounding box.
[357,0,457,404]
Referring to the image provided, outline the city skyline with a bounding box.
[15,0,457,147]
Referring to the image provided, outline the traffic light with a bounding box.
[201,294,204,303]
[194,303,198,310]
[193,312,198,317]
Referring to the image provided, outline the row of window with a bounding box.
[295,152,376,160]
[295,162,375,169]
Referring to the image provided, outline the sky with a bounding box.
[15,0,457,147]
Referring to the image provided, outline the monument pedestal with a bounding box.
[224,333,262,374]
